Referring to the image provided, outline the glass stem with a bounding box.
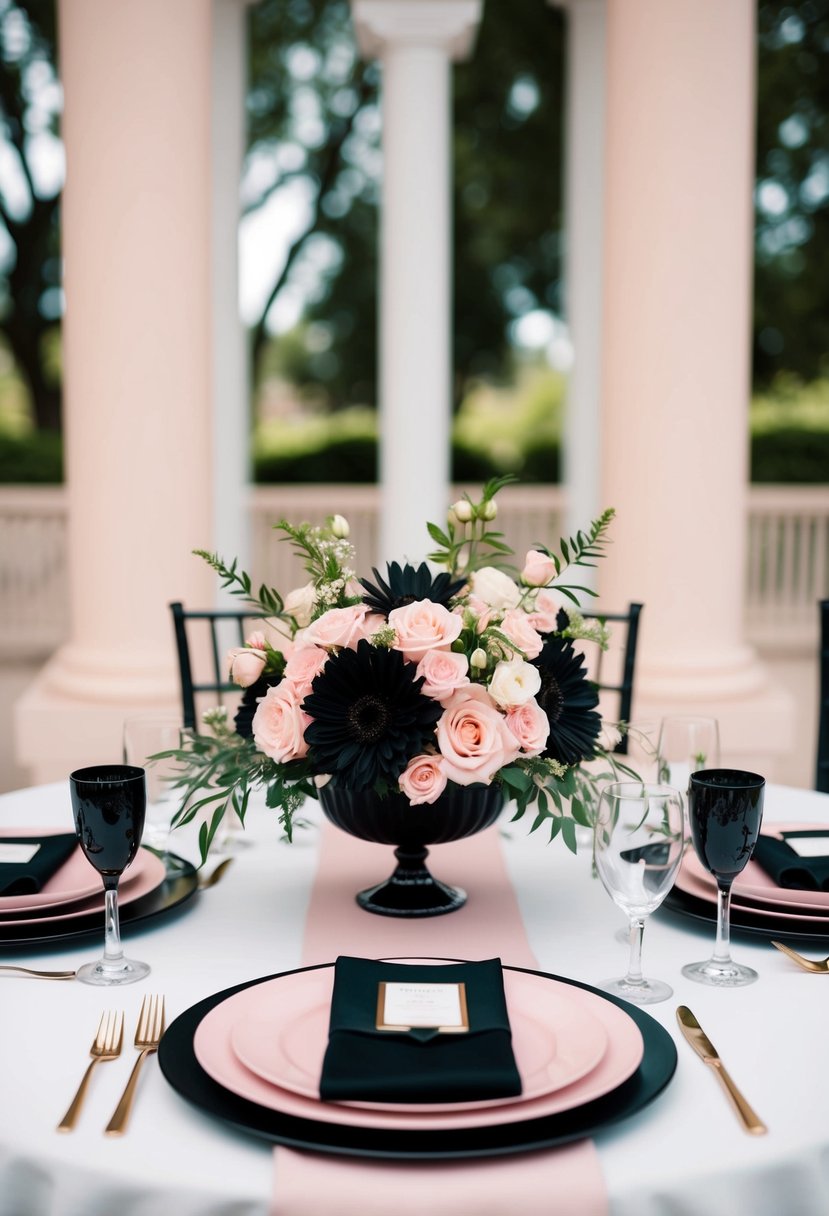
[626,917,646,986]
[102,877,123,967]
[713,881,734,964]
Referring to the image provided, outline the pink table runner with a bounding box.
[270,823,608,1216]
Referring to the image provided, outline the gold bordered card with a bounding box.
[376,980,470,1034]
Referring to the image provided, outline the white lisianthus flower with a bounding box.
[330,514,350,539]
[488,658,542,709]
[469,566,521,610]
[470,647,488,670]
[479,499,497,521]
[450,499,474,523]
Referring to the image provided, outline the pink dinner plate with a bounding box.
[0,826,149,914]
[678,822,829,917]
[229,964,608,1112]
[194,962,644,1132]
[0,846,166,927]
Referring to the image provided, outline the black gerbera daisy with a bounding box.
[301,639,442,790]
[532,636,601,766]
[360,561,466,618]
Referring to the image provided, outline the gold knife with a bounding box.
[676,1006,767,1135]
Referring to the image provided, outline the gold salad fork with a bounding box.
[0,964,76,980]
[104,994,166,1136]
[57,1010,124,1132]
[771,940,829,973]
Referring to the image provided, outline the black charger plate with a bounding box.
[662,885,829,941]
[158,962,677,1161]
[0,851,199,948]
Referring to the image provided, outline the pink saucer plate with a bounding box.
[679,822,829,917]
[229,964,608,1112]
[194,961,644,1133]
[0,846,166,927]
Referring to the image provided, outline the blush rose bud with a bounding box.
[330,514,350,539]
[450,499,474,524]
[521,549,557,587]
[227,646,267,688]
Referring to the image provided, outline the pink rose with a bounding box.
[499,609,544,660]
[244,630,268,650]
[226,646,267,688]
[389,599,463,662]
[415,650,470,701]
[521,549,557,587]
[436,685,520,785]
[505,698,550,756]
[301,604,373,650]
[524,588,567,635]
[353,611,387,644]
[282,645,328,697]
[398,754,448,805]
[252,683,310,763]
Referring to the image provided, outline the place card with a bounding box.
[781,832,829,858]
[0,843,41,864]
[376,980,469,1033]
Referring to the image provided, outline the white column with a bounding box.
[15,0,216,783]
[557,0,607,559]
[598,0,793,773]
[212,0,252,588]
[351,0,481,564]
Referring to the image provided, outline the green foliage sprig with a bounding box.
[529,507,616,606]
[193,549,289,621]
[426,475,520,576]
[159,709,315,865]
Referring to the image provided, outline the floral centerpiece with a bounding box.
[168,478,630,912]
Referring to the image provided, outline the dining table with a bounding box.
[2,777,829,1216]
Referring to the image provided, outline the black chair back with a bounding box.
[169,601,253,731]
[817,599,829,794]
[580,603,643,755]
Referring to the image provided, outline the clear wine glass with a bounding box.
[682,768,765,987]
[594,781,685,1004]
[123,714,184,852]
[69,764,150,986]
[657,716,721,790]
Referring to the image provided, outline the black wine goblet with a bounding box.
[682,768,765,987]
[69,764,150,986]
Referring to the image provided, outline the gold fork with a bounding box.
[104,994,166,1136]
[0,964,76,980]
[57,1010,124,1132]
[771,940,829,973]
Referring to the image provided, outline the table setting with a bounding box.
[3,483,829,1215]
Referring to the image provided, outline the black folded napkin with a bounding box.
[752,831,829,892]
[319,956,522,1104]
[0,834,78,897]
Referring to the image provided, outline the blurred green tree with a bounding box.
[754,0,829,386]
[247,0,564,409]
[1,0,828,437]
[0,0,61,432]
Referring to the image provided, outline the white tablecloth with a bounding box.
[2,781,829,1216]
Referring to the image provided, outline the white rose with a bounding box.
[469,566,521,610]
[488,658,541,709]
[283,581,316,628]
